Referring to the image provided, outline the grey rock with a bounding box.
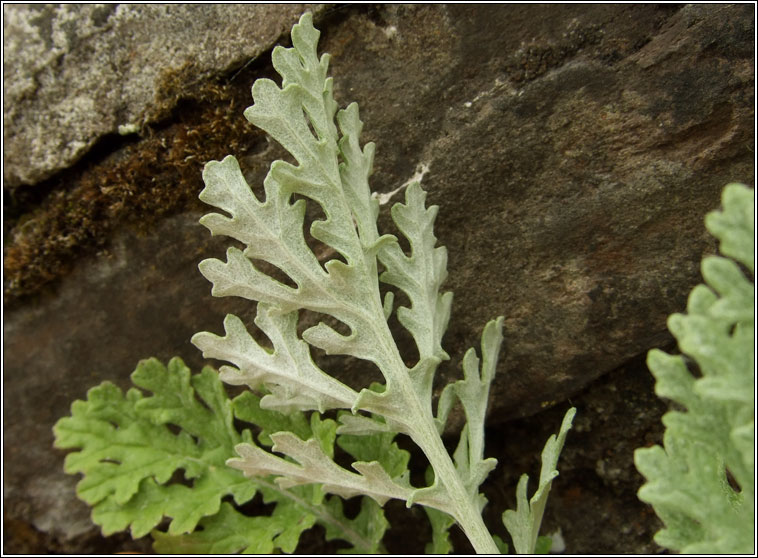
[3,3,754,553]
[2,3,320,187]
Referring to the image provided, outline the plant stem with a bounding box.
[367,294,500,553]
[411,402,500,554]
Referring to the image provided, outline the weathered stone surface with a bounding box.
[3,214,234,548]
[3,4,754,553]
[2,3,319,187]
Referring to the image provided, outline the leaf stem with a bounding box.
[362,261,499,552]
[369,315,499,553]
[409,399,500,554]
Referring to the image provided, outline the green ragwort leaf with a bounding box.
[54,357,391,552]
[53,358,254,537]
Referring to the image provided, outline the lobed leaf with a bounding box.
[704,182,754,273]
[191,12,526,554]
[438,317,504,508]
[152,500,315,554]
[321,496,390,554]
[53,358,253,536]
[55,358,392,552]
[192,305,358,413]
[635,183,754,554]
[378,182,454,403]
[502,407,576,554]
[336,419,411,479]
[229,432,452,515]
[424,506,457,554]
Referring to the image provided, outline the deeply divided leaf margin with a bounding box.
[634,183,755,554]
